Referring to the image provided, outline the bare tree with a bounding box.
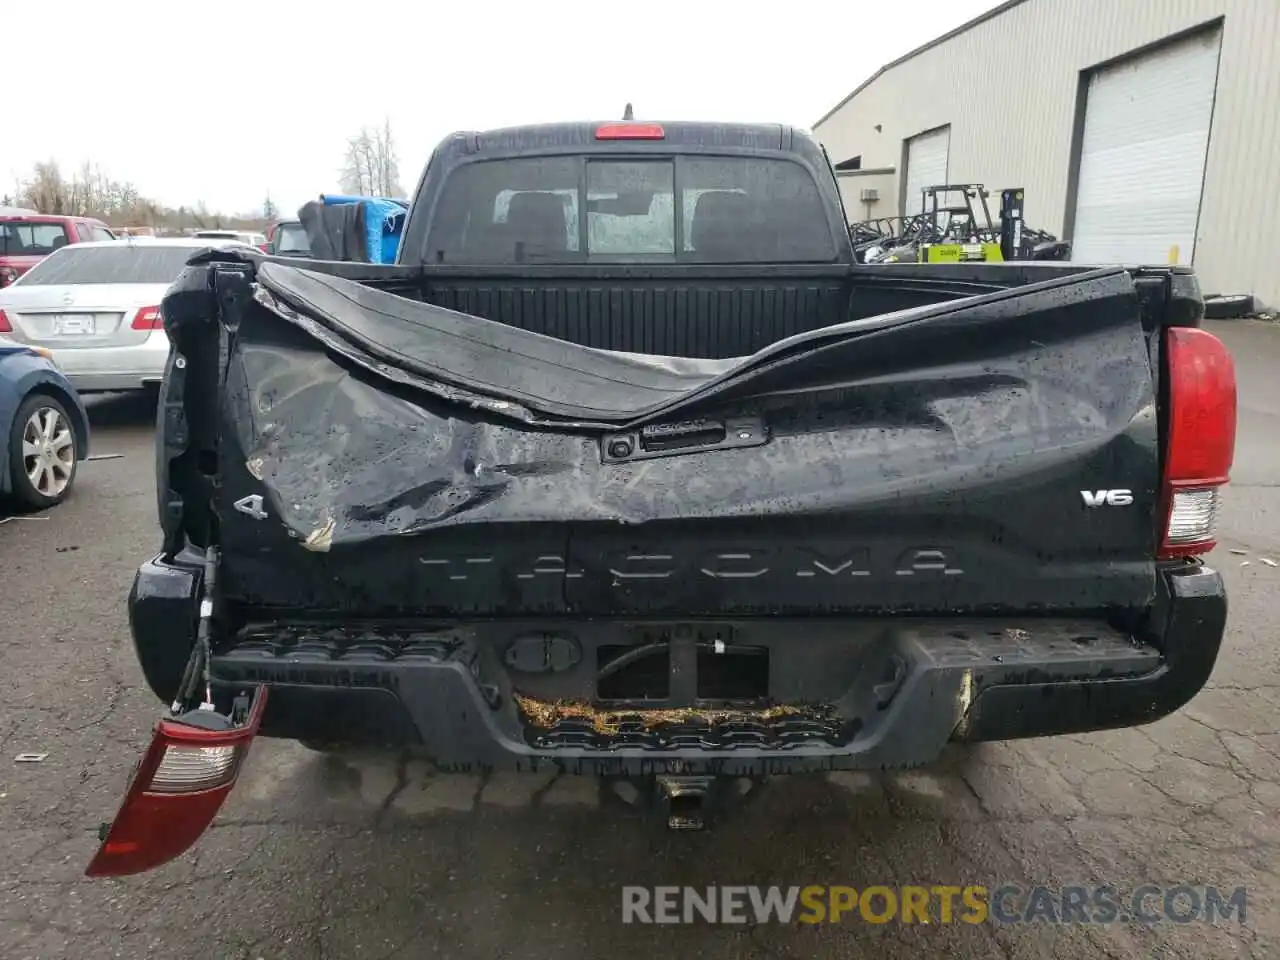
[17,160,149,221]
[373,118,404,197]
[65,161,109,216]
[340,119,404,197]
[12,159,271,233]
[340,129,375,196]
[23,161,68,214]
[6,177,29,209]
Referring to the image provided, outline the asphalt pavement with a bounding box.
[1,319,1277,959]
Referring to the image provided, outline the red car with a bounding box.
[0,213,116,289]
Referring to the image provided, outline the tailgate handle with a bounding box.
[602,417,768,463]
[640,419,727,452]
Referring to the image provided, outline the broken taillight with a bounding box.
[1159,327,1237,558]
[85,686,268,878]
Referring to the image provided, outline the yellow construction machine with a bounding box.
[851,184,1070,265]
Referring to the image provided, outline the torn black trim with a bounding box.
[246,258,1134,429]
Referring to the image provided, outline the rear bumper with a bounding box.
[54,334,167,392]
[67,373,163,392]
[128,556,1227,775]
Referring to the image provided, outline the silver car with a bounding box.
[192,229,267,248]
[0,237,244,393]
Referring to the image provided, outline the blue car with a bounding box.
[0,336,90,509]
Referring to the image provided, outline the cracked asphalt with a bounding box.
[1,319,1277,959]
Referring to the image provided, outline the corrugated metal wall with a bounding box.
[813,0,1280,306]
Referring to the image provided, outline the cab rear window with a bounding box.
[0,220,70,256]
[273,223,311,254]
[425,155,835,264]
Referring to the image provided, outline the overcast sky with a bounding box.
[4,0,1002,218]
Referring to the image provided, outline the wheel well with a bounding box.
[23,384,90,459]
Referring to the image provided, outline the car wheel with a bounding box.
[8,392,79,510]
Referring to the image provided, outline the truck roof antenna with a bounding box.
[622,102,634,121]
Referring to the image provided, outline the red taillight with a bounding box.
[595,122,665,140]
[131,305,162,331]
[85,686,268,878]
[258,243,269,252]
[0,308,11,333]
[1159,327,1237,559]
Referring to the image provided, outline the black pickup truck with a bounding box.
[88,120,1235,875]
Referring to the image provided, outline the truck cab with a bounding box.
[0,214,116,288]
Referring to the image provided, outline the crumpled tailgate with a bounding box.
[208,263,1160,619]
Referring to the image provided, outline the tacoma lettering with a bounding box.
[418,547,959,581]
[794,549,872,578]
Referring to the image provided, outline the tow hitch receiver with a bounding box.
[659,776,715,831]
[85,685,268,878]
[608,774,760,829]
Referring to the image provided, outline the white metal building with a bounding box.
[813,0,1280,308]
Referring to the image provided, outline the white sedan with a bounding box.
[192,229,267,249]
[0,237,245,394]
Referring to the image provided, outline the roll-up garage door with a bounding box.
[1070,29,1221,266]
[903,127,950,215]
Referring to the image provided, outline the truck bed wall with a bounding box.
[246,255,1201,364]
[389,263,1100,359]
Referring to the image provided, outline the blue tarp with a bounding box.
[318,194,409,264]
